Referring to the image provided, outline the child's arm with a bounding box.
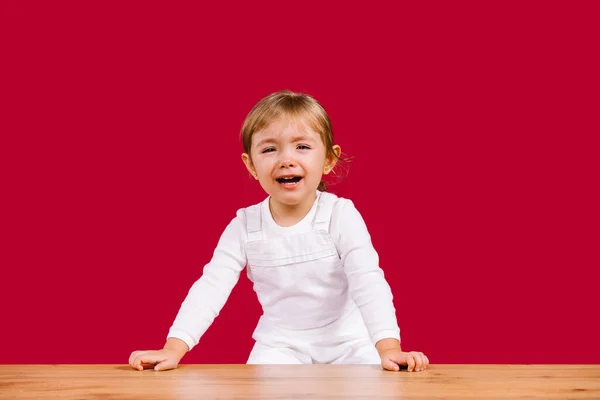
[376,338,402,353]
[163,337,189,357]
[334,199,429,372]
[129,210,248,371]
[333,199,401,345]
[166,210,248,351]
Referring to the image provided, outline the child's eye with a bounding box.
[297,144,311,150]
[261,147,275,153]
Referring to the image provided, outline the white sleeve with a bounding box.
[166,209,248,351]
[333,199,401,345]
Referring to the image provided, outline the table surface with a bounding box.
[1,364,599,399]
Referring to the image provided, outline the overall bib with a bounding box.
[244,193,381,364]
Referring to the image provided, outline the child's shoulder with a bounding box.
[318,192,363,228]
[231,196,265,222]
[236,195,269,211]
[320,190,356,211]
[320,192,367,239]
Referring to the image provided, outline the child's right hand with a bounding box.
[128,348,183,372]
[129,337,189,371]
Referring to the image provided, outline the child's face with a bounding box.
[242,117,339,209]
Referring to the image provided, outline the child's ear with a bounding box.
[324,145,341,175]
[241,153,258,180]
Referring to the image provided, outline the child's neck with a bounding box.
[269,194,317,227]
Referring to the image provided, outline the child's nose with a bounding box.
[278,159,296,168]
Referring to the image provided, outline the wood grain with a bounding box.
[1,364,599,399]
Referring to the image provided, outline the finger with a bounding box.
[386,353,412,371]
[129,351,138,368]
[406,355,416,372]
[410,352,424,371]
[154,359,177,372]
[415,352,429,371]
[129,350,154,371]
[136,355,163,366]
[132,354,147,371]
[418,352,428,371]
[130,352,146,370]
[390,353,415,371]
[381,358,400,372]
[133,354,164,371]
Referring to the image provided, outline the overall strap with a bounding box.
[313,192,336,233]
[245,203,262,242]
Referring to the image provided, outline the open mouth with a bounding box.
[276,176,303,185]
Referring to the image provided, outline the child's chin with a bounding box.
[279,191,317,203]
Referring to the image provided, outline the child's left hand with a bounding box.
[380,349,429,372]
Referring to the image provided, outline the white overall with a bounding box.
[244,193,381,364]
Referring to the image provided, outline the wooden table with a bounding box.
[1,364,599,399]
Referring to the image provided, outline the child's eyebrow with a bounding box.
[291,135,316,143]
[255,138,275,148]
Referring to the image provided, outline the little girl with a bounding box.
[129,90,430,372]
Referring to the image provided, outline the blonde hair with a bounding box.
[241,90,349,191]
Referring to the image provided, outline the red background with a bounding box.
[1,2,599,364]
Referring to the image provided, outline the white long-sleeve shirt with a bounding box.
[167,192,400,351]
